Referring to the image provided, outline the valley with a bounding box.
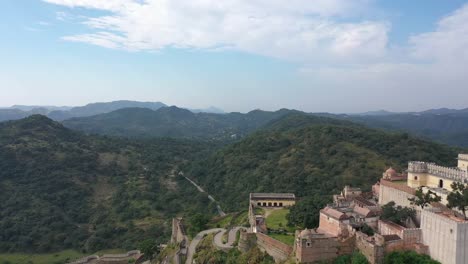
[0,104,465,264]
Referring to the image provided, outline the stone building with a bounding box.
[249,193,296,208]
[377,154,468,264]
[295,228,355,263]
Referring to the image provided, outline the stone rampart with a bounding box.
[171,218,186,244]
[256,232,293,262]
[238,230,257,253]
[355,232,384,264]
[69,255,99,264]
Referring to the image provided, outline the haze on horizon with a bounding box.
[1,0,468,113]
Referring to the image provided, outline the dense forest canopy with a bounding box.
[0,112,463,254]
[0,115,217,253]
[185,114,459,215]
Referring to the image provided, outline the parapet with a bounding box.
[408,161,468,182]
[458,154,468,161]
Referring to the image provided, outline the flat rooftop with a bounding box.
[250,193,295,200]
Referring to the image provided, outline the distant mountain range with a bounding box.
[341,113,468,147]
[2,101,468,146]
[353,107,468,116]
[0,100,224,122]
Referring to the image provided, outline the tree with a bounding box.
[287,194,330,229]
[447,182,468,219]
[408,187,441,209]
[384,250,440,264]
[381,202,416,226]
[138,239,159,260]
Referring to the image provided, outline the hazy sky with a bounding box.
[1,0,468,113]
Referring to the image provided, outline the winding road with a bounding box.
[185,228,224,264]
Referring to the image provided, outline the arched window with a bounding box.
[439,179,444,188]
[414,176,418,180]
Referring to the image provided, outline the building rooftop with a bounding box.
[321,207,350,220]
[250,193,295,199]
[353,206,377,218]
[353,196,376,207]
[383,234,401,242]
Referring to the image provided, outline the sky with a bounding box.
[1,0,468,113]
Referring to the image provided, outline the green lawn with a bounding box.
[265,208,294,232]
[0,250,84,264]
[269,233,295,246]
[0,249,126,264]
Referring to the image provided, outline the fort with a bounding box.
[169,154,468,264]
[243,153,468,264]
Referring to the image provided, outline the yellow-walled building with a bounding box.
[407,154,468,204]
[250,193,296,208]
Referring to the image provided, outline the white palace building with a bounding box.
[378,154,468,264]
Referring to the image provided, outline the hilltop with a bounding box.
[62,106,300,140]
[0,115,217,253]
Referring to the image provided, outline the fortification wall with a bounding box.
[378,220,404,237]
[378,180,415,208]
[420,209,468,264]
[238,230,257,253]
[355,232,384,264]
[171,218,186,244]
[401,228,422,245]
[318,212,342,236]
[296,237,340,263]
[256,232,293,262]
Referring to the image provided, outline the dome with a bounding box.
[300,229,313,238]
[386,167,397,176]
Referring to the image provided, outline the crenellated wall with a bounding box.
[408,161,468,184]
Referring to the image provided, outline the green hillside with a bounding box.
[62,107,300,140]
[186,114,459,213]
[0,115,217,253]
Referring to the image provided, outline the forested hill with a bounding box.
[0,115,217,253]
[344,113,468,147]
[186,113,459,213]
[62,106,301,140]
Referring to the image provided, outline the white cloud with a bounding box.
[297,4,468,112]
[409,4,468,63]
[43,0,388,63]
